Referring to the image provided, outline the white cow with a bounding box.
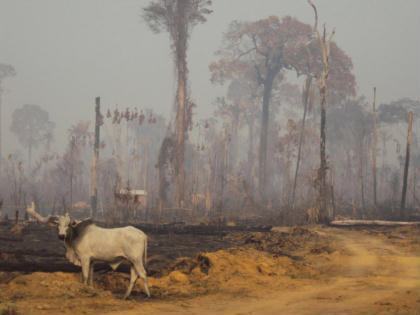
[27,204,150,299]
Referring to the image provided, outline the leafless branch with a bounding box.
[307,0,318,31]
[26,202,57,224]
[236,47,257,60]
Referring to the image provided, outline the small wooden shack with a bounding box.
[115,188,147,207]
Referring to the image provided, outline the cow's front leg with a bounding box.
[88,262,94,286]
[81,257,90,285]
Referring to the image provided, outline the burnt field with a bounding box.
[0,222,267,276]
[1,223,420,315]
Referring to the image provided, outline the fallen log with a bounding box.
[330,220,420,227]
[130,223,272,235]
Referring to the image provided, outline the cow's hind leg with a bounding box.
[123,266,138,300]
[133,262,151,298]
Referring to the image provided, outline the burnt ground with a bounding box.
[0,222,241,276]
[1,224,420,315]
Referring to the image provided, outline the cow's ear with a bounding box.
[70,220,78,227]
[47,216,59,226]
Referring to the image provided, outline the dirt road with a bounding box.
[112,228,420,315]
[1,227,419,314]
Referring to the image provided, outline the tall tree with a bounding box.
[10,104,55,169]
[143,0,212,208]
[378,98,420,208]
[0,64,16,173]
[286,16,355,210]
[371,87,378,209]
[308,0,339,223]
[210,16,312,202]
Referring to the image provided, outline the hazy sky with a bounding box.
[0,0,419,154]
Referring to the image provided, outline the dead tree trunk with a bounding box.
[309,0,333,224]
[258,70,276,204]
[217,131,229,219]
[401,111,414,218]
[28,142,32,171]
[371,87,378,209]
[291,76,312,208]
[90,97,100,218]
[157,137,174,214]
[359,138,365,215]
[0,93,2,176]
[319,91,328,221]
[247,117,255,186]
[69,136,75,210]
[174,0,188,209]
[413,167,417,208]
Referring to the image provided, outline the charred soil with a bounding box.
[0,226,419,315]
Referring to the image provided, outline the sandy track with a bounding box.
[112,228,420,315]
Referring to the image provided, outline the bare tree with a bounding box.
[143,0,212,208]
[5,154,26,216]
[371,87,378,209]
[0,64,16,174]
[401,111,414,218]
[10,104,55,169]
[309,0,335,223]
[90,97,102,218]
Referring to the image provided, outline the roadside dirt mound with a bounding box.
[226,227,335,259]
[148,248,297,297]
[0,248,300,306]
[1,227,331,303]
[1,272,111,300]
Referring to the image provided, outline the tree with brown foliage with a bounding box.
[210,16,312,203]
[285,5,355,211]
[143,0,212,208]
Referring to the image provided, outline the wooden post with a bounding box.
[90,97,101,219]
[372,87,378,208]
[401,111,414,218]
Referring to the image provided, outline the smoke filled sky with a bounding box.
[0,0,419,155]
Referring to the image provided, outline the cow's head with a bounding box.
[25,202,91,242]
[57,213,77,240]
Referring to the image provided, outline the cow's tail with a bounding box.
[143,235,148,268]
